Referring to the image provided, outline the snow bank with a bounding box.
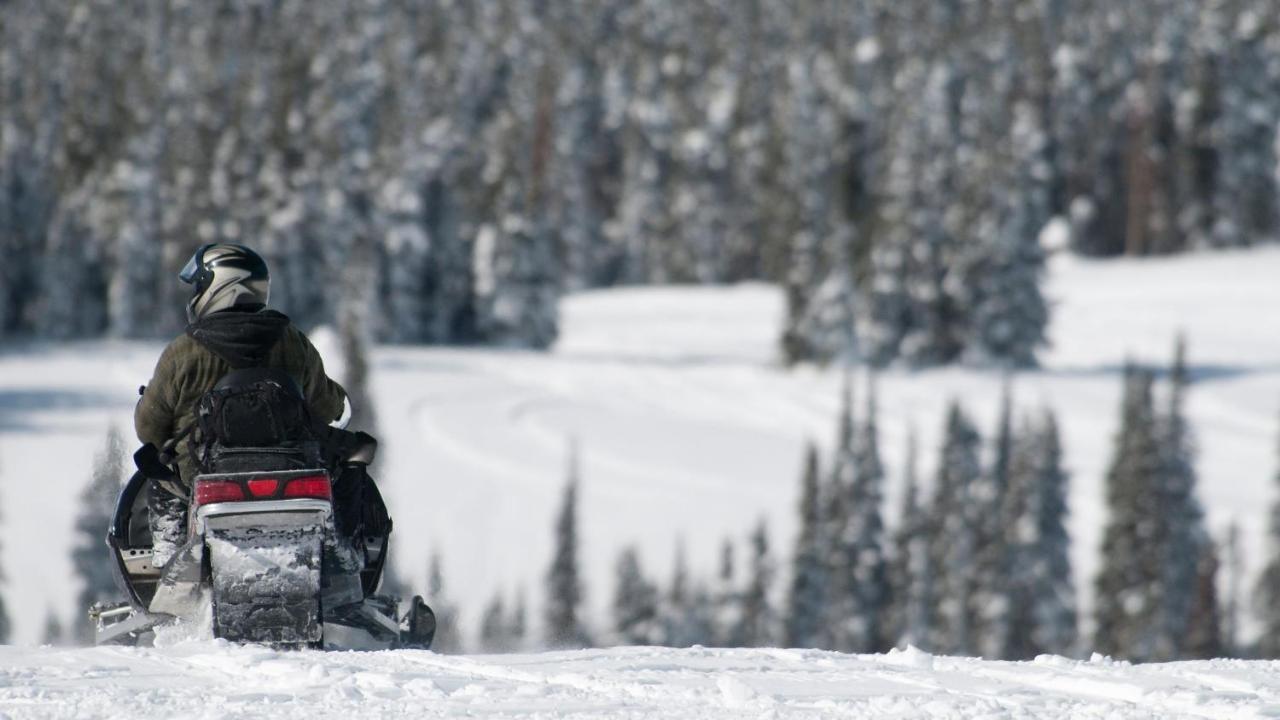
[3,643,1278,719]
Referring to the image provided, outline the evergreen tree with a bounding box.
[378,187,435,344]
[660,540,714,648]
[1254,410,1280,659]
[1184,538,1223,659]
[478,591,514,653]
[1155,335,1212,660]
[1028,410,1077,657]
[473,185,561,349]
[712,539,740,647]
[379,560,411,602]
[1223,521,1243,657]
[612,545,660,645]
[1093,366,1164,661]
[928,401,983,655]
[72,426,126,645]
[971,384,1016,658]
[545,444,589,648]
[337,302,376,438]
[961,12,1051,368]
[510,587,528,652]
[660,540,689,648]
[1004,410,1077,659]
[427,553,462,654]
[829,377,890,653]
[777,39,857,367]
[821,369,854,650]
[735,520,777,648]
[785,442,827,648]
[42,609,64,647]
[887,428,931,649]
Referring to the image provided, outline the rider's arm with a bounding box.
[293,328,349,425]
[135,341,180,449]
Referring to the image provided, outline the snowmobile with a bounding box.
[91,372,434,650]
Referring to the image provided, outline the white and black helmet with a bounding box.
[179,244,271,323]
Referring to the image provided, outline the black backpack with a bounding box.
[192,367,324,474]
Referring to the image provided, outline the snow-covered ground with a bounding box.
[7,642,1280,719]
[2,247,1280,654]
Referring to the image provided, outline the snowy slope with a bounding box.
[1,248,1280,649]
[6,642,1280,719]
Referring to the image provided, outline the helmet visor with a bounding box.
[179,244,213,285]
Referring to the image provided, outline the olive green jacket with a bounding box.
[134,323,348,484]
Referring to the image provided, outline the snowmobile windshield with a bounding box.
[179,244,215,285]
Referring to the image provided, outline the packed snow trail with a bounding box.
[4,643,1279,719]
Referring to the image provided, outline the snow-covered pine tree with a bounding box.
[1223,521,1243,657]
[961,6,1051,368]
[478,591,512,653]
[834,377,890,653]
[683,583,718,649]
[42,610,64,647]
[713,539,740,647]
[612,545,660,646]
[550,0,620,291]
[1028,410,1077,657]
[1093,366,1165,661]
[378,181,436,344]
[1206,0,1279,249]
[104,135,164,339]
[1254,409,1280,659]
[1184,538,1223,659]
[1155,335,1212,660]
[472,196,561,350]
[660,540,688,648]
[963,156,1050,368]
[615,0,680,284]
[427,553,462,654]
[72,425,126,644]
[777,41,857,367]
[471,9,562,348]
[891,12,974,368]
[545,444,589,649]
[928,401,983,655]
[785,442,827,649]
[0,435,13,643]
[660,539,714,648]
[886,428,931,649]
[38,193,107,339]
[339,239,380,439]
[735,520,777,648]
[510,587,528,652]
[972,384,1015,658]
[820,369,854,650]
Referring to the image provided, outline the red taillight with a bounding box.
[195,480,245,505]
[246,478,280,497]
[282,476,331,500]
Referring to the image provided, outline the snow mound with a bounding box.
[4,644,1279,719]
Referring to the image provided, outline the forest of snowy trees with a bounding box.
[520,339,1253,661]
[7,0,1280,660]
[5,1,1280,365]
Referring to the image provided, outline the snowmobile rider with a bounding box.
[135,243,352,566]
